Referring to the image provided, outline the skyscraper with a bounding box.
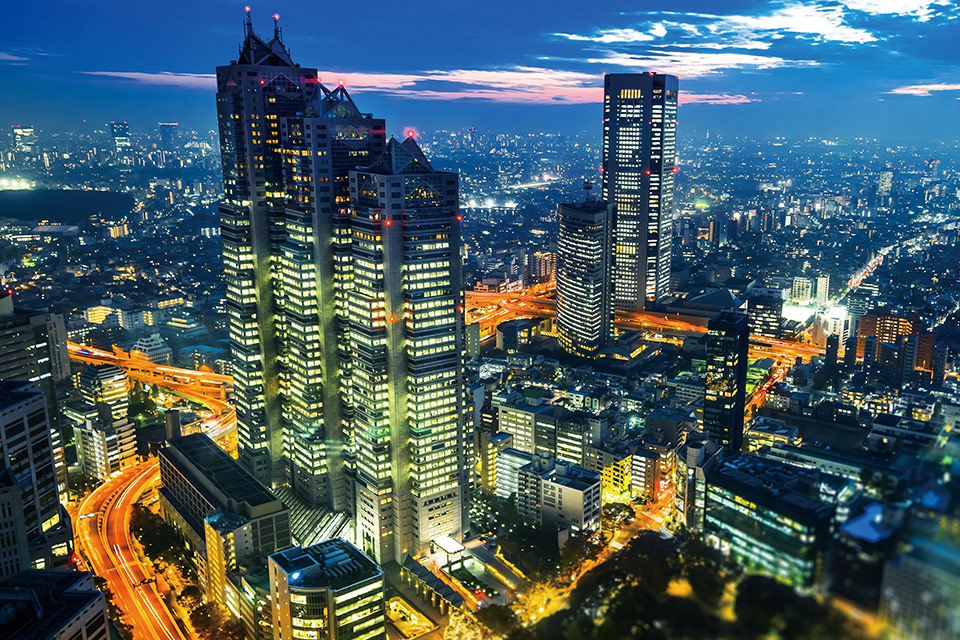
[0,381,72,574]
[746,287,783,340]
[556,199,614,357]
[215,12,383,499]
[217,12,322,485]
[602,73,679,311]
[109,121,131,158]
[0,291,70,495]
[348,137,467,564]
[703,312,749,455]
[157,122,179,150]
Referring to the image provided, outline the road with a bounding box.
[513,495,673,627]
[72,461,187,640]
[67,341,237,448]
[465,285,824,363]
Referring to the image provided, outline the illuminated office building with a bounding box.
[0,382,72,574]
[277,90,385,509]
[746,287,783,339]
[703,312,749,455]
[602,73,678,311]
[215,12,384,498]
[109,121,131,157]
[0,292,70,494]
[348,137,467,564]
[704,455,835,591]
[556,199,614,357]
[268,539,385,640]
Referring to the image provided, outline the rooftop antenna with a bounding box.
[243,6,253,37]
[583,179,594,203]
[273,13,281,40]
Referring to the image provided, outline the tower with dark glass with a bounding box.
[703,311,749,455]
[556,199,614,358]
[602,73,678,311]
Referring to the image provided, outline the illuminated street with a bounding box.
[71,461,188,640]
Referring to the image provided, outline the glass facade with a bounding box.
[602,74,678,312]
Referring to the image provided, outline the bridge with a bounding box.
[67,342,237,446]
[463,285,823,363]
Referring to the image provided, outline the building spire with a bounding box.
[243,6,253,37]
[273,13,282,41]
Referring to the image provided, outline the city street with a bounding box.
[72,461,188,640]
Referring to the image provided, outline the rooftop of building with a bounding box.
[269,538,381,592]
[160,433,279,510]
[0,570,103,640]
[746,418,799,437]
[840,503,897,544]
[709,454,836,527]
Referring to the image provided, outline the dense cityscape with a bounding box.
[1,4,960,640]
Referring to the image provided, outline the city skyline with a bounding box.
[1,1,960,140]
[1,6,960,640]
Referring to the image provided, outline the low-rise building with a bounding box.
[517,454,601,534]
[743,417,801,453]
[704,455,836,590]
[0,570,109,640]
[269,539,385,640]
[158,433,290,600]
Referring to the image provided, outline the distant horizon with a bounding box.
[3,1,960,143]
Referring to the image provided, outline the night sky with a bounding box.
[2,1,959,140]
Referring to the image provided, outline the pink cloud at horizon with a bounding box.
[80,69,753,105]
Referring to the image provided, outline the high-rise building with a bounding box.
[703,312,749,455]
[74,405,136,481]
[216,14,326,485]
[856,311,924,360]
[76,364,129,419]
[816,274,831,306]
[215,14,386,503]
[602,73,678,310]
[268,539,385,640]
[347,137,467,564]
[556,199,614,357]
[703,455,835,591]
[158,122,179,149]
[791,277,813,303]
[0,381,72,573]
[11,125,37,155]
[0,292,70,494]
[109,121,131,156]
[746,288,783,339]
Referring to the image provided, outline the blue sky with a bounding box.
[2,1,959,139]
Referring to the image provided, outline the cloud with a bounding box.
[0,52,29,62]
[82,71,216,89]
[554,26,661,44]
[680,93,756,105]
[889,82,960,95]
[81,67,605,104]
[583,50,818,78]
[555,3,879,50]
[80,66,762,106]
[839,0,953,21]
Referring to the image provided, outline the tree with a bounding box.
[476,604,520,637]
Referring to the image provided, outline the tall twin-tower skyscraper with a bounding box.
[215,13,468,564]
